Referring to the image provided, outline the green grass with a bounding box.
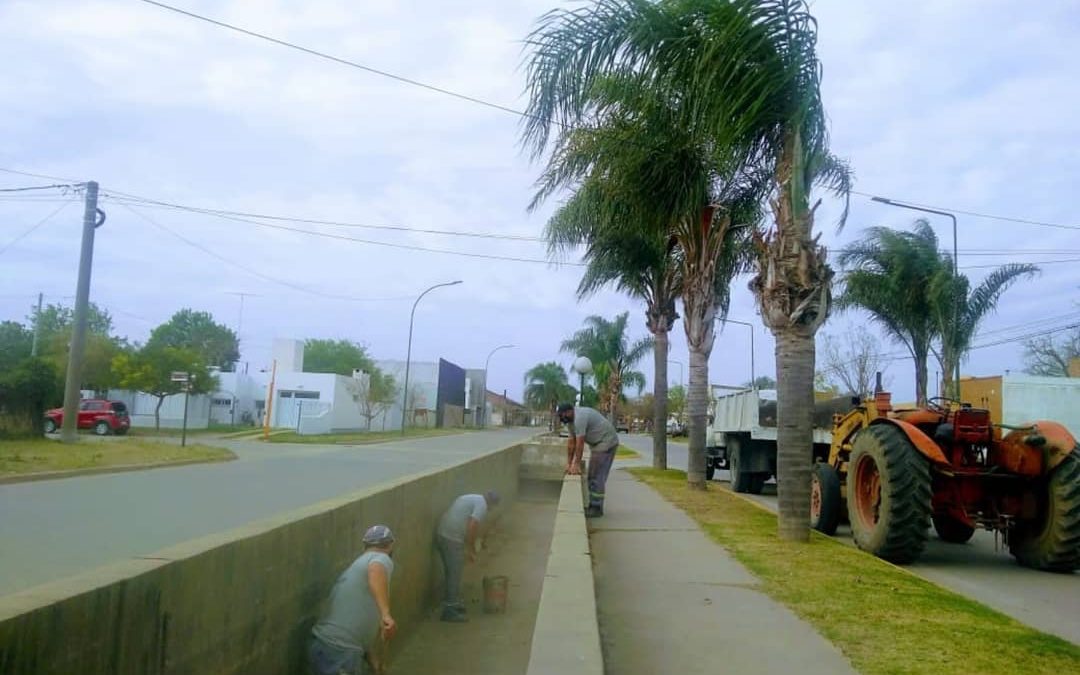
[615,445,641,459]
[126,423,250,438]
[628,468,1080,675]
[0,438,236,477]
[264,427,469,444]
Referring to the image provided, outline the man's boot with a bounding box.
[584,505,604,518]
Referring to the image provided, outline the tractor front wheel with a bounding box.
[932,515,976,544]
[1010,448,1080,573]
[847,424,932,564]
[810,463,842,535]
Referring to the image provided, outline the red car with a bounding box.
[44,399,131,436]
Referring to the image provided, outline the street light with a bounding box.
[667,359,684,389]
[718,318,755,388]
[401,280,463,434]
[572,356,593,406]
[482,344,514,428]
[871,196,960,396]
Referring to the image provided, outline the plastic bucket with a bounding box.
[482,575,509,614]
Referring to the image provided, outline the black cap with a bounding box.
[556,403,575,414]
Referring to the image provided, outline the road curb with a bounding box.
[0,454,236,486]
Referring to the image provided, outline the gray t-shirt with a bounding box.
[437,494,488,542]
[312,550,394,652]
[570,406,618,448]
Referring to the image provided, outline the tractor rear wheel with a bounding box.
[847,424,932,564]
[1010,448,1080,573]
[932,515,976,544]
[810,463,842,535]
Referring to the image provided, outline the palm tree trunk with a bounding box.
[775,328,815,541]
[914,345,929,406]
[686,345,710,488]
[652,329,669,470]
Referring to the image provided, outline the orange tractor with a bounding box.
[810,379,1080,572]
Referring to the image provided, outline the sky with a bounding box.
[1,0,1078,404]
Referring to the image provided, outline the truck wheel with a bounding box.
[94,421,111,436]
[811,463,842,535]
[1010,448,1080,573]
[847,424,931,564]
[705,458,716,481]
[728,437,753,493]
[932,515,975,543]
[44,418,57,434]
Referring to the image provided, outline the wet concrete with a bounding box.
[391,480,561,674]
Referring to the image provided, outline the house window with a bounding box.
[213,398,232,406]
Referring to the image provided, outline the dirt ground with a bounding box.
[390,480,560,674]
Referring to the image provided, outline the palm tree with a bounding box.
[530,68,760,486]
[838,220,945,406]
[523,1,849,535]
[930,262,1038,398]
[560,313,652,419]
[523,362,576,428]
[544,181,681,469]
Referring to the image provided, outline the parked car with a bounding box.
[44,399,131,436]
[616,417,630,434]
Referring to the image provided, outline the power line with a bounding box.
[970,321,1080,351]
[111,192,579,266]
[959,257,1080,270]
[0,201,75,257]
[119,203,419,302]
[0,184,74,193]
[135,0,543,123]
[100,192,546,242]
[853,190,1080,232]
[0,167,80,183]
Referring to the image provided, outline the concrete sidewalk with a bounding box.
[589,469,857,675]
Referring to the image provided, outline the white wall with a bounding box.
[1002,375,1080,437]
[108,390,211,429]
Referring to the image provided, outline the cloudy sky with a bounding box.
[1,0,1078,404]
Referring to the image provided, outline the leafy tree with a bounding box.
[348,369,398,431]
[0,357,59,437]
[1024,326,1080,377]
[818,330,890,399]
[304,339,375,376]
[667,384,687,421]
[929,263,1038,396]
[32,302,113,340]
[0,321,33,374]
[146,309,240,371]
[743,376,778,390]
[112,346,216,430]
[41,330,126,395]
[560,313,652,420]
[838,221,945,406]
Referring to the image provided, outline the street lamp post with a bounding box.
[667,359,684,389]
[401,280,463,434]
[718,318,755,388]
[572,356,593,406]
[871,196,960,396]
[482,344,514,428]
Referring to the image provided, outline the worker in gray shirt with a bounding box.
[310,525,397,675]
[558,403,619,517]
[436,491,500,622]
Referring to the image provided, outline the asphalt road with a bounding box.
[0,428,536,597]
[619,433,1080,646]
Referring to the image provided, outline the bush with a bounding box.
[0,357,59,438]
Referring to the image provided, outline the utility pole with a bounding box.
[60,182,104,444]
[30,292,43,357]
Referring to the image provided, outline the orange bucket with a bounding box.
[482,575,509,614]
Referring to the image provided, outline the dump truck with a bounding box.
[811,377,1080,572]
[704,386,857,493]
